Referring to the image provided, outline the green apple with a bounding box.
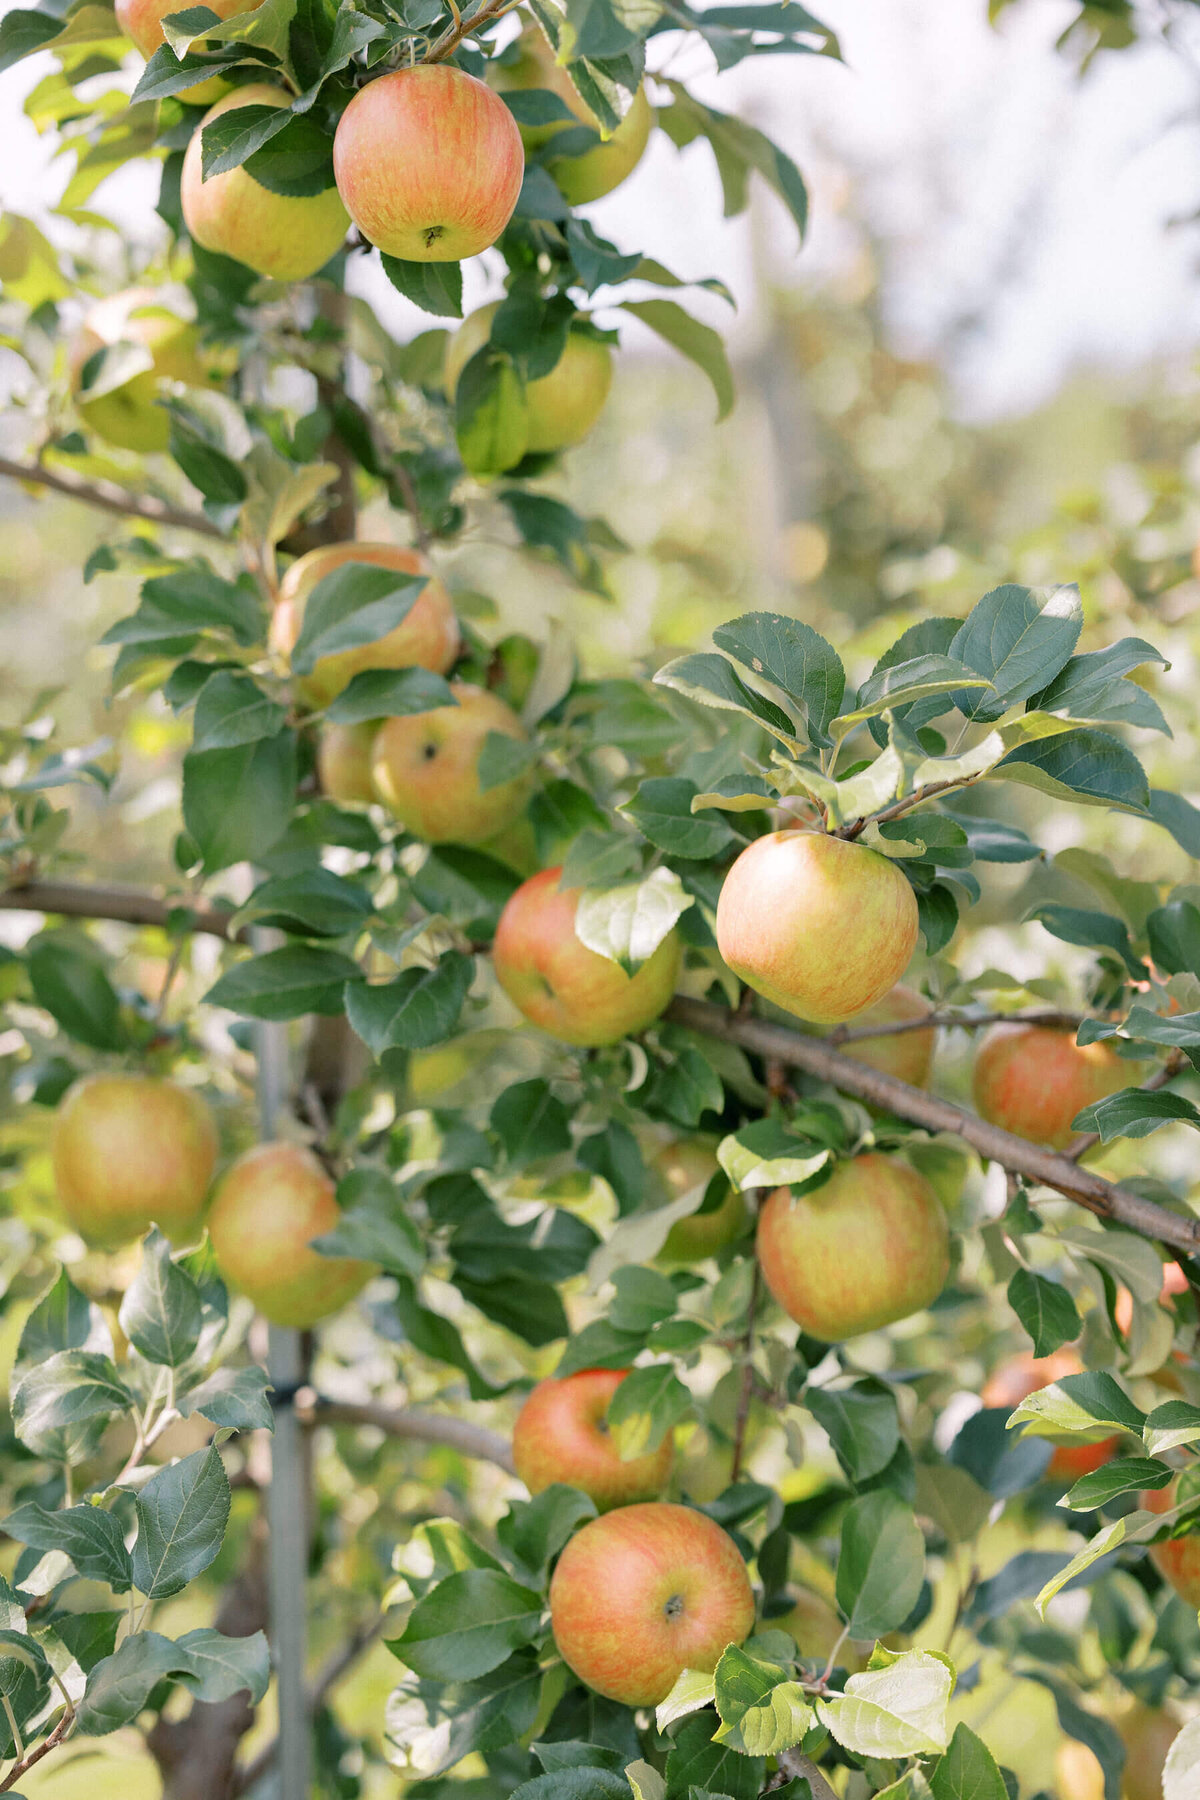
[317,722,377,805]
[53,1072,217,1248]
[370,681,532,846]
[651,1139,748,1264]
[445,304,612,453]
[71,287,220,453]
[512,1367,674,1509]
[491,30,653,204]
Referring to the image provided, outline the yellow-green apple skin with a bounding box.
[370,682,531,846]
[756,1152,949,1341]
[115,0,255,102]
[182,85,350,281]
[548,1501,756,1706]
[71,287,218,453]
[477,812,539,875]
[53,1073,217,1249]
[512,1368,674,1509]
[445,303,612,453]
[652,1140,748,1264]
[1054,1704,1180,1800]
[271,541,460,708]
[491,30,653,204]
[332,65,523,260]
[206,1142,374,1328]
[716,831,919,1025]
[840,982,936,1087]
[317,721,377,805]
[492,867,681,1047]
[972,1023,1133,1150]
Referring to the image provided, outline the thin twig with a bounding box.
[0,454,222,539]
[0,1698,74,1793]
[836,776,983,841]
[827,1006,1086,1045]
[775,1748,839,1800]
[301,1396,516,1473]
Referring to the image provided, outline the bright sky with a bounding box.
[1,0,1199,418]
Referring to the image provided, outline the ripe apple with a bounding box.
[70,287,219,453]
[332,66,523,261]
[651,1140,748,1264]
[53,1072,217,1249]
[1054,1704,1180,1800]
[512,1368,674,1509]
[206,1142,374,1328]
[490,30,653,204]
[181,85,350,281]
[972,1023,1134,1149]
[548,1501,756,1706]
[492,867,681,1047]
[371,681,532,846]
[716,831,919,1025]
[270,540,460,708]
[839,982,936,1087]
[1055,1740,1104,1800]
[116,0,256,102]
[317,721,377,805]
[981,1350,1120,1479]
[444,304,612,454]
[756,1151,949,1341]
[1142,1476,1200,1607]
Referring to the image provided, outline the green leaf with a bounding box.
[381,254,464,318]
[929,1723,1008,1800]
[1072,1087,1200,1142]
[1146,899,1200,979]
[818,1649,952,1758]
[713,611,844,745]
[497,1486,598,1582]
[385,1649,542,1778]
[717,1120,831,1192]
[391,1569,543,1682]
[713,1643,814,1756]
[620,299,735,420]
[835,1491,924,1638]
[291,564,427,676]
[200,102,292,179]
[1143,1399,1200,1456]
[27,937,124,1050]
[837,654,992,742]
[807,1381,901,1484]
[192,671,287,751]
[574,866,691,970]
[622,776,736,859]
[119,1229,203,1368]
[456,348,528,476]
[1006,1268,1082,1358]
[491,1079,572,1164]
[410,847,520,938]
[17,1268,109,1370]
[1009,1371,1145,1437]
[1031,635,1169,731]
[655,1665,717,1729]
[103,566,261,654]
[325,664,456,724]
[77,1631,180,1734]
[345,952,473,1055]
[182,729,297,872]
[605,1362,692,1458]
[172,1626,271,1705]
[206,944,361,1019]
[1027,902,1147,979]
[0,9,64,74]
[950,583,1082,721]
[240,867,373,937]
[510,1775,631,1800]
[131,1446,232,1598]
[1060,1457,1173,1512]
[1150,789,1200,858]
[313,1167,423,1278]
[477,730,540,793]
[3,1501,132,1592]
[12,1350,130,1460]
[660,84,807,243]
[243,112,336,198]
[177,1365,274,1432]
[663,1712,764,1798]
[996,727,1150,815]
[652,650,797,743]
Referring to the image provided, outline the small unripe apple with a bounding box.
[651,1141,748,1265]
[512,1368,674,1509]
[206,1142,374,1328]
[716,831,919,1025]
[53,1072,217,1249]
[333,66,523,261]
[549,1501,756,1706]
[182,85,350,281]
[972,1023,1134,1149]
[491,30,653,203]
[317,721,377,805]
[270,541,460,708]
[371,681,532,846]
[981,1350,1120,1479]
[840,983,936,1087]
[71,287,219,453]
[445,304,612,454]
[116,0,256,102]
[756,1151,949,1341]
[493,867,681,1047]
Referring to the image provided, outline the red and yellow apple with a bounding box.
[972,1023,1133,1150]
[71,287,219,453]
[549,1501,756,1705]
[491,30,653,204]
[206,1142,374,1328]
[182,85,350,281]
[333,66,523,261]
[445,303,612,454]
[651,1140,748,1264]
[1054,1703,1180,1800]
[53,1072,217,1248]
[116,0,255,102]
[756,1151,949,1341]
[981,1350,1120,1480]
[317,721,377,805]
[512,1368,674,1509]
[270,541,460,708]
[716,831,919,1025]
[1143,1477,1200,1607]
[370,681,532,846]
[493,867,681,1047]
[838,982,936,1087]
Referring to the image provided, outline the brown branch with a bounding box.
[0,879,247,942]
[0,1701,74,1793]
[666,997,1200,1258]
[421,0,518,64]
[774,1748,839,1799]
[303,1396,516,1473]
[827,1006,1086,1045]
[837,776,982,841]
[0,454,222,539]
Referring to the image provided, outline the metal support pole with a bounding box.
[255,976,311,1799]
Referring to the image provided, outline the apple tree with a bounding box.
[1,0,1200,1796]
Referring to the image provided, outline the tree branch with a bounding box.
[666,997,1200,1258]
[0,1701,74,1793]
[303,1396,516,1473]
[827,1006,1086,1045]
[0,879,247,941]
[0,454,222,539]
[774,1749,839,1799]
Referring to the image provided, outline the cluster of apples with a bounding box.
[115,0,653,282]
[51,1072,371,1325]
